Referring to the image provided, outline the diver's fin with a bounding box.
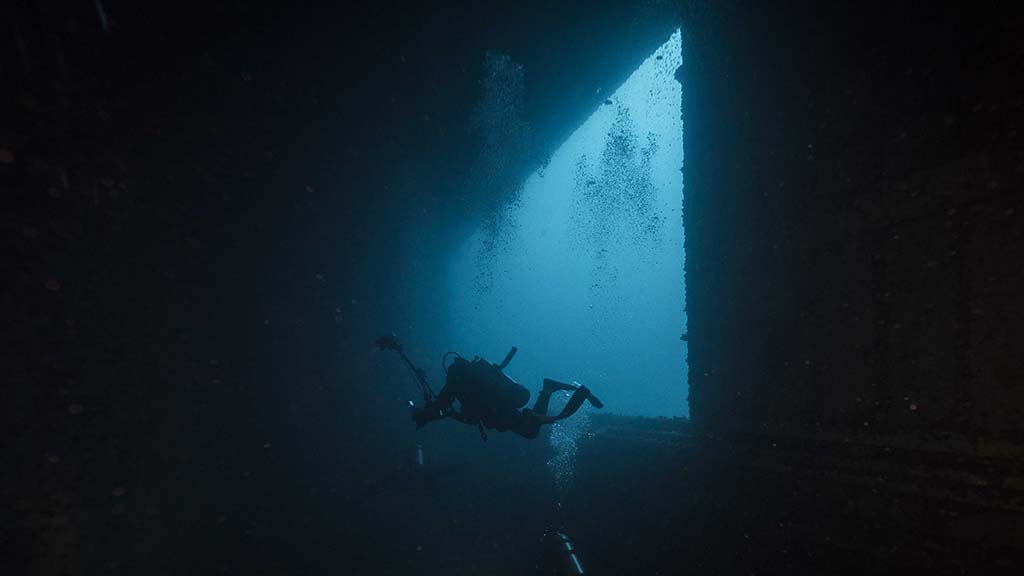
[543,378,604,408]
[543,378,577,393]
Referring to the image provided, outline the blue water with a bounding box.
[436,30,687,419]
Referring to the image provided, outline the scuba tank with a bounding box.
[447,346,530,413]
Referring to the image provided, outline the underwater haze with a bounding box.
[439,31,687,419]
[11,1,1020,574]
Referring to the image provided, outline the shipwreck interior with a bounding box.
[4,1,1023,574]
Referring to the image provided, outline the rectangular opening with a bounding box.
[443,30,687,419]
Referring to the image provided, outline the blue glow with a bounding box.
[447,30,686,418]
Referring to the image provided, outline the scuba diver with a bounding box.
[376,334,603,440]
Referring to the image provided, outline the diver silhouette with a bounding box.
[376,335,603,440]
